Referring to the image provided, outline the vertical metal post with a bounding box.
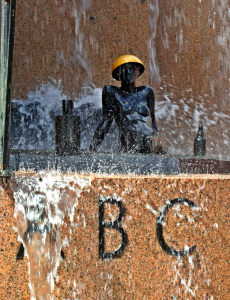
[0,0,16,176]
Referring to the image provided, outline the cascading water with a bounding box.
[149,0,159,84]
[12,172,91,299]
[9,1,94,299]
[67,0,93,86]
[10,81,123,153]
[149,0,230,156]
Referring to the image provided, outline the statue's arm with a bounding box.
[89,86,113,151]
[146,87,158,133]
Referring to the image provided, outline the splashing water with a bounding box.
[71,0,93,84]
[148,0,230,156]
[11,81,230,156]
[56,0,93,88]
[10,81,103,151]
[155,85,230,155]
[11,81,64,150]
[11,172,91,300]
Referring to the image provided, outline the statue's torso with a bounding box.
[103,85,154,136]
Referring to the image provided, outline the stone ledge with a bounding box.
[9,151,230,175]
[9,152,179,175]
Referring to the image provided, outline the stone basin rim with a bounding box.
[11,171,230,179]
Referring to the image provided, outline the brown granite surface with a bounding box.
[0,0,149,100]
[2,0,227,105]
[81,0,149,90]
[178,157,230,174]
[2,0,226,103]
[154,0,228,103]
[153,0,230,155]
[0,179,30,299]
[1,173,230,299]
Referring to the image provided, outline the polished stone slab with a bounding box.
[9,151,230,175]
[178,156,230,175]
[9,151,179,175]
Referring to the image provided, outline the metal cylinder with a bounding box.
[55,100,81,155]
[62,99,74,115]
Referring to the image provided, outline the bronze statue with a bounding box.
[90,55,162,153]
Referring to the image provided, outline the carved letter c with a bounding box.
[156,198,197,257]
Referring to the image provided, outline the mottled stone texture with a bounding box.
[0,0,149,99]
[154,0,230,155]
[82,0,149,90]
[4,0,228,103]
[154,0,228,104]
[1,174,230,299]
[0,180,30,299]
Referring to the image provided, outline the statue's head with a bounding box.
[112,55,145,84]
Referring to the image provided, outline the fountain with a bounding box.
[1,0,230,299]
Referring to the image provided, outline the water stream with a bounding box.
[12,172,91,299]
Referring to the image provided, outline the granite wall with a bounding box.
[153,0,230,156]
[1,173,230,299]
[0,0,149,99]
[4,0,229,105]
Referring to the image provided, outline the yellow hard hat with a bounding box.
[112,55,145,81]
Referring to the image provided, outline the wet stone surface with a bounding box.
[9,153,179,175]
[1,174,230,299]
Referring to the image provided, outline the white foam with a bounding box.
[12,171,91,299]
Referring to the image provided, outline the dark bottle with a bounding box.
[194,125,206,156]
[55,100,80,155]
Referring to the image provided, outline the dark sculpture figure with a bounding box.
[89,55,161,153]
